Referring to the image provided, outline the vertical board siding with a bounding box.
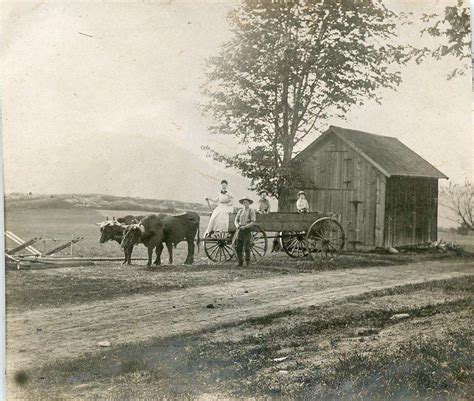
[280,133,384,248]
[375,174,386,247]
[383,177,438,247]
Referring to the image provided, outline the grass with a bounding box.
[299,332,473,401]
[5,272,182,311]
[13,277,473,400]
[348,275,474,300]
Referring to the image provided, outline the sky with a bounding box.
[1,0,472,207]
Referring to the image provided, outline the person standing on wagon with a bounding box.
[257,189,271,214]
[234,197,256,267]
[296,190,309,213]
[204,180,234,236]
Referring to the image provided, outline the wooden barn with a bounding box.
[279,126,448,250]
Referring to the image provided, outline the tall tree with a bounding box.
[202,0,411,201]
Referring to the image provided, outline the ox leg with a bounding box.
[166,242,173,265]
[184,239,194,265]
[147,247,154,267]
[154,243,163,266]
[127,245,134,265]
[122,246,132,265]
[122,250,127,265]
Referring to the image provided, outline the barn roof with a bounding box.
[294,125,448,179]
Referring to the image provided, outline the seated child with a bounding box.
[257,189,271,214]
[296,191,309,213]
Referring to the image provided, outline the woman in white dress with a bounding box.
[205,180,234,236]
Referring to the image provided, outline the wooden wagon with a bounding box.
[203,212,345,262]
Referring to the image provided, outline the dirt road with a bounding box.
[7,260,473,374]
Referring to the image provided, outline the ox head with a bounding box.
[121,223,145,249]
[97,219,127,243]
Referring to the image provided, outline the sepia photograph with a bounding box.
[1,0,473,399]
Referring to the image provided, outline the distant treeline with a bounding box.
[4,193,209,215]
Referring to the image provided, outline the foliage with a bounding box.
[440,179,474,231]
[202,0,412,199]
[413,0,471,79]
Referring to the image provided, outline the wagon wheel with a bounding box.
[232,225,267,263]
[204,231,234,262]
[306,217,345,259]
[281,231,309,258]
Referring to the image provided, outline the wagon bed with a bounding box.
[204,211,345,263]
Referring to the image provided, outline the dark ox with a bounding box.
[121,212,200,267]
[97,215,145,264]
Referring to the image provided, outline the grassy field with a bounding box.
[4,207,210,261]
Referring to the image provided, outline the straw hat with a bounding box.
[258,189,268,195]
[298,191,306,196]
[239,197,254,205]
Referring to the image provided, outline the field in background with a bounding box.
[5,206,211,262]
[5,193,209,215]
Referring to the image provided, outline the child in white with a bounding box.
[296,191,309,213]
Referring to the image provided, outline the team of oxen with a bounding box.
[97,212,200,266]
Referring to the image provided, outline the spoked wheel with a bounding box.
[306,217,345,259]
[232,225,268,263]
[204,231,234,262]
[281,231,309,258]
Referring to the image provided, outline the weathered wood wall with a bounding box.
[228,212,328,232]
[384,177,438,247]
[280,133,387,249]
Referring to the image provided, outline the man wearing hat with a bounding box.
[296,190,309,213]
[234,197,257,266]
[257,189,271,214]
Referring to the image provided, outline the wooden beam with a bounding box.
[300,187,355,191]
[5,231,42,256]
[44,238,83,256]
[7,238,40,255]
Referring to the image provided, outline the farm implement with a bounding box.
[5,231,85,269]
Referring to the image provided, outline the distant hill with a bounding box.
[3,132,252,204]
[4,193,209,215]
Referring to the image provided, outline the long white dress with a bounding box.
[205,191,234,235]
